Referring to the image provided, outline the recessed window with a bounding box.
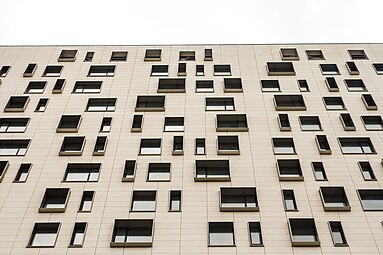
[320,186,350,211]
[214,65,231,76]
[320,64,340,75]
[278,113,291,131]
[122,160,136,182]
[195,138,205,155]
[69,222,87,247]
[14,163,32,183]
[346,61,359,75]
[204,49,213,61]
[78,191,94,212]
[340,113,356,131]
[272,138,295,154]
[196,65,204,76]
[316,135,332,154]
[312,162,327,181]
[131,191,156,212]
[110,219,154,247]
[361,116,383,130]
[0,118,29,133]
[0,139,30,156]
[147,163,170,182]
[358,161,376,181]
[216,114,248,131]
[362,94,378,110]
[25,81,46,94]
[217,136,240,154]
[84,52,94,62]
[282,190,297,211]
[206,97,234,111]
[358,189,383,211]
[344,79,366,91]
[35,98,48,112]
[0,161,9,182]
[158,78,185,93]
[135,95,165,112]
[195,160,230,181]
[274,95,306,110]
[372,63,383,74]
[261,80,280,92]
[39,188,70,213]
[86,98,116,112]
[164,117,184,132]
[249,222,263,246]
[348,49,368,60]
[58,49,77,62]
[93,136,107,155]
[131,115,143,132]
[169,190,181,211]
[306,50,325,60]
[145,49,161,61]
[267,62,295,75]
[323,97,346,110]
[208,222,235,247]
[73,81,102,93]
[52,79,66,93]
[151,65,168,76]
[179,51,195,60]
[220,187,258,211]
[298,80,309,92]
[59,136,85,156]
[4,96,29,112]
[43,66,62,77]
[63,163,100,182]
[139,138,161,155]
[177,63,186,76]
[27,223,60,248]
[299,116,322,131]
[288,218,320,247]
[325,77,339,92]
[224,78,243,92]
[277,159,303,181]
[110,51,128,61]
[88,65,115,77]
[23,63,37,77]
[172,136,184,155]
[0,66,11,77]
[56,115,81,133]
[196,80,214,93]
[329,221,348,246]
[100,117,112,132]
[280,48,299,60]
[339,137,376,154]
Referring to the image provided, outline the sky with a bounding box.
[0,0,383,45]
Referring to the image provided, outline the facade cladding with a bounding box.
[0,44,383,254]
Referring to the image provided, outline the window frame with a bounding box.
[39,188,71,213]
[27,222,61,248]
[319,186,351,211]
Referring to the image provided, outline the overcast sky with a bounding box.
[1,0,383,45]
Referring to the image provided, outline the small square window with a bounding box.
[362,94,378,110]
[172,136,184,155]
[306,50,325,60]
[323,97,346,110]
[204,49,213,61]
[158,78,185,93]
[169,190,182,211]
[88,65,115,77]
[78,191,94,212]
[195,138,205,155]
[73,81,102,93]
[283,190,298,211]
[325,77,339,92]
[372,63,383,74]
[320,64,340,75]
[224,78,243,92]
[131,115,143,132]
[216,114,248,132]
[84,52,94,62]
[139,138,161,155]
[35,98,48,112]
[345,79,366,91]
[52,79,66,93]
[346,61,359,75]
[312,162,327,181]
[196,65,204,76]
[299,116,322,131]
[0,161,9,182]
[151,65,168,76]
[208,222,235,247]
[206,97,235,111]
[131,191,156,212]
[348,50,368,60]
[25,81,47,94]
[93,136,107,156]
[298,80,310,92]
[358,161,376,181]
[361,116,383,131]
[261,80,280,92]
[217,136,240,155]
[100,117,112,132]
[14,163,32,183]
[0,118,29,133]
[164,117,184,132]
[316,135,332,154]
[24,63,37,77]
[272,138,296,154]
[195,160,230,181]
[39,188,70,213]
[43,66,63,77]
[122,160,136,182]
[280,48,299,60]
[340,113,356,131]
[58,50,77,62]
[278,114,291,131]
[339,137,376,154]
[220,187,258,211]
[274,95,306,110]
[288,218,320,247]
[27,223,60,248]
[110,219,154,247]
[179,51,195,61]
[320,186,350,211]
[0,66,11,77]
[277,159,303,181]
[267,62,295,75]
[135,95,165,112]
[145,49,161,61]
[357,189,383,211]
[249,222,263,246]
[147,163,171,182]
[56,115,82,133]
[110,51,128,61]
[196,80,214,93]
[86,98,116,112]
[69,222,87,247]
[59,136,85,156]
[214,65,231,76]
[0,139,30,156]
[63,163,100,182]
[329,221,348,246]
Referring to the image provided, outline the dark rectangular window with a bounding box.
[278,114,291,131]
[79,191,94,212]
[110,51,128,61]
[320,187,350,211]
[298,80,309,92]
[277,159,303,181]
[224,78,243,92]
[283,190,297,211]
[179,51,195,60]
[73,81,102,93]
[145,49,161,61]
[216,114,248,131]
[139,138,161,155]
[131,191,156,212]
[28,223,60,248]
[122,160,136,181]
[358,161,376,181]
[299,116,322,131]
[339,137,375,154]
[220,187,258,211]
[172,136,184,155]
[325,77,339,92]
[169,190,181,211]
[135,96,165,111]
[158,78,185,92]
[100,117,112,132]
[23,63,37,77]
[86,98,116,112]
[196,80,214,93]
[204,49,213,60]
[25,81,46,94]
[320,64,340,75]
[69,222,87,247]
[35,98,48,112]
[280,48,299,60]
[316,135,331,154]
[372,63,383,74]
[177,63,186,76]
[357,189,383,211]
[59,136,85,156]
[195,138,205,155]
[274,95,306,110]
[323,97,346,110]
[272,138,295,154]
[196,65,204,76]
[0,139,30,156]
[312,162,327,181]
[58,49,78,62]
[340,113,355,131]
[84,52,94,62]
[93,136,107,155]
[0,161,9,182]
[0,66,11,77]
[249,222,263,246]
[164,117,184,132]
[348,49,368,60]
[151,65,168,76]
[289,218,320,247]
[88,65,115,77]
[147,163,171,182]
[267,62,295,75]
[208,222,235,247]
[361,116,383,130]
[0,118,29,133]
[4,96,29,112]
[39,188,70,213]
[261,80,280,92]
[43,66,62,77]
[131,115,143,132]
[14,163,32,182]
[56,115,81,133]
[362,94,378,110]
[214,65,231,76]
[206,97,234,111]
[195,160,230,181]
[110,219,153,247]
[345,79,366,91]
[217,136,240,154]
[306,50,325,60]
[63,163,100,182]
[52,79,66,93]
[346,61,359,75]
[329,221,348,246]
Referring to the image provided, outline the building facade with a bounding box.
[0,44,382,254]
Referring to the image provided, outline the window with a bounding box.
[344,79,366,91]
[329,221,348,246]
[220,187,258,211]
[312,162,327,181]
[357,189,383,211]
[164,117,184,132]
[267,62,295,75]
[316,135,331,154]
[0,66,10,77]
[204,49,213,61]
[272,138,296,154]
[299,116,322,131]
[196,65,204,76]
[323,97,346,110]
[135,95,165,111]
[372,63,383,74]
[348,49,368,60]
[278,114,291,131]
[288,218,320,247]
[0,161,9,182]
[151,65,168,76]
[27,223,60,248]
[4,96,29,112]
[158,78,185,93]
[196,80,214,93]
[59,136,85,156]
[320,64,340,75]
[35,98,48,112]
[340,113,356,131]
[100,117,112,132]
[147,163,170,181]
[325,77,339,92]
[169,190,181,211]
[208,222,235,247]
[39,188,70,213]
[217,136,240,154]
[56,115,81,132]
[122,160,136,181]
[280,48,299,60]
[361,116,383,130]
[145,49,161,61]
[282,190,297,211]
[261,80,280,92]
[172,136,183,155]
[179,51,195,60]
[358,161,376,181]
[274,95,306,110]
[0,139,30,156]
[298,80,309,92]
[216,114,248,131]
[131,115,143,132]
[277,159,303,181]
[131,191,156,212]
[0,118,29,133]
[79,191,94,212]
[110,219,153,247]
[58,49,77,61]
[224,78,243,92]
[249,222,263,246]
[110,51,128,61]
[206,97,234,111]
[195,160,230,181]
[25,81,46,94]
[320,187,350,211]
[362,94,378,110]
[346,61,359,75]
[52,79,66,93]
[63,163,100,182]
[306,50,325,60]
[84,52,94,62]
[73,81,102,93]
[88,65,115,77]
[195,138,205,155]
[139,138,161,155]
[214,65,231,76]
[43,66,62,77]
[14,163,32,182]
[339,137,376,154]
[177,63,186,76]
[24,63,37,77]
[93,136,107,155]
[86,98,116,112]
[69,222,87,247]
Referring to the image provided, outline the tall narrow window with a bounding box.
[312,162,327,181]
[122,160,136,181]
[79,191,94,212]
[196,65,204,76]
[14,163,32,182]
[52,79,66,93]
[23,63,37,77]
[278,114,291,131]
[69,222,87,247]
[204,49,213,61]
[358,161,376,181]
[195,138,205,155]
[169,190,181,211]
[325,77,339,92]
[93,136,107,155]
[340,113,356,131]
[172,136,184,155]
[208,222,235,247]
[329,221,348,246]
[35,98,48,112]
[131,115,143,132]
[298,80,309,92]
[249,222,263,246]
[84,52,94,62]
[0,161,9,182]
[362,94,378,110]
[177,63,186,76]
[346,61,359,75]
[100,117,112,132]
[283,190,298,211]
[0,66,10,77]
[316,135,332,154]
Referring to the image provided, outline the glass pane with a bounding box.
[209,233,234,246]
[32,232,57,246]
